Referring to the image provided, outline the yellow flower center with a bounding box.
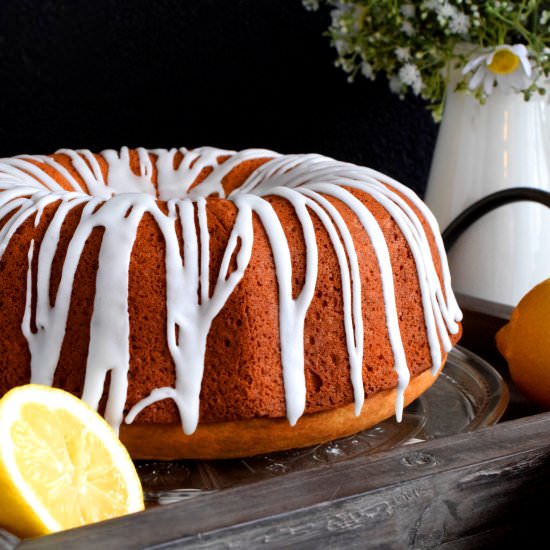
[488,50,520,75]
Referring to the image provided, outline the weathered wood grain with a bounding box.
[0,530,19,550]
[17,411,550,549]
[4,296,541,549]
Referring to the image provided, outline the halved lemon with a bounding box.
[0,384,144,538]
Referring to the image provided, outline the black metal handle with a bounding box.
[442,187,550,251]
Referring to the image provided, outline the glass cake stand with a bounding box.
[136,345,509,505]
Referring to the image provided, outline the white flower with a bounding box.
[361,61,374,80]
[462,44,533,95]
[435,2,457,19]
[330,4,357,31]
[425,0,469,33]
[302,0,319,11]
[449,12,470,35]
[424,0,455,19]
[389,75,403,94]
[334,39,351,56]
[395,47,411,62]
[400,3,416,18]
[401,21,415,36]
[423,0,442,10]
[399,63,423,95]
[437,2,456,19]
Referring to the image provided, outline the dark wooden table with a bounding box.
[4,294,550,549]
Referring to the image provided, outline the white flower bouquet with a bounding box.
[304,0,550,119]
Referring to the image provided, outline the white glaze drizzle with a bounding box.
[0,147,462,434]
[309,181,411,420]
[22,197,100,386]
[126,196,255,434]
[56,149,111,199]
[236,190,318,426]
[102,147,157,196]
[299,188,365,415]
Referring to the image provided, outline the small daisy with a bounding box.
[462,44,533,95]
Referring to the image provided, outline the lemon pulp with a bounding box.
[0,385,144,538]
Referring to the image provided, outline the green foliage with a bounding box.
[304,0,550,120]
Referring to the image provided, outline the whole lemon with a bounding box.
[496,278,550,409]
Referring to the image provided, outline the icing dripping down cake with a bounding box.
[0,147,462,459]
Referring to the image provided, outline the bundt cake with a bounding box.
[0,146,462,459]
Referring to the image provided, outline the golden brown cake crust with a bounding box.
[121,360,448,460]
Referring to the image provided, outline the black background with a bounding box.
[0,0,438,196]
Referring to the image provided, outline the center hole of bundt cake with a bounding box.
[102,149,224,201]
[104,164,219,201]
[105,159,162,198]
[100,149,272,200]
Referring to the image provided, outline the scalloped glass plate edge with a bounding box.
[138,344,509,504]
[444,345,509,430]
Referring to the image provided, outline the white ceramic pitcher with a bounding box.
[425,81,550,306]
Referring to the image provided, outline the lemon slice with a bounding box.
[0,384,144,538]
